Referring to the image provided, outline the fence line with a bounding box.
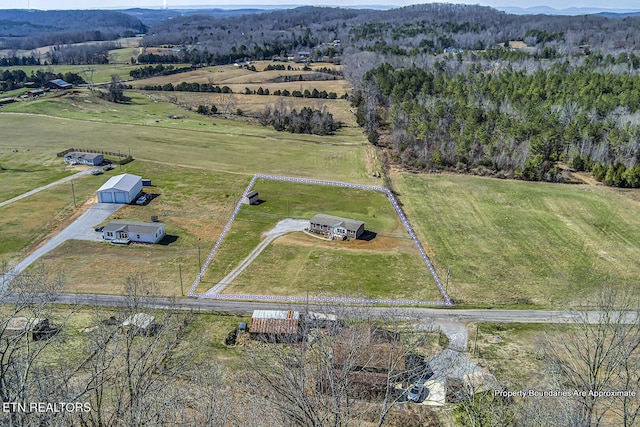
[189,174,452,306]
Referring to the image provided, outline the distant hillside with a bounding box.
[121,8,276,24]
[0,9,146,49]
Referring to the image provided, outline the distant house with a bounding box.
[309,214,365,239]
[97,173,142,204]
[64,151,104,166]
[26,88,45,98]
[249,310,301,342]
[242,190,259,205]
[102,220,165,244]
[46,79,72,90]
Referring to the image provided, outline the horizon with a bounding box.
[2,1,640,13]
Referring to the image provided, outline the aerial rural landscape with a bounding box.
[1,2,639,426]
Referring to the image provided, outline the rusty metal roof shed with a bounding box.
[250,310,300,335]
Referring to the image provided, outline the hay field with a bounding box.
[394,172,640,307]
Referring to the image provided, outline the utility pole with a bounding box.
[71,180,77,207]
[179,263,184,296]
[198,241,202,272]
[446,266,451,295]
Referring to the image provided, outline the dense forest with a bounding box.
[0,10,145,50]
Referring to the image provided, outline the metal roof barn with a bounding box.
[97,173,142,204]
[249,310,300,335]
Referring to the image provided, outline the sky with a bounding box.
[2,0,640,11]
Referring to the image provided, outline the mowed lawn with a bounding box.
[394,173,640,307]
[0,172,107,260]
[195,178,446,302]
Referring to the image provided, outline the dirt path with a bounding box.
[204,218,308,295]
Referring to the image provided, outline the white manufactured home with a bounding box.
[64,151,104,166]
[102,221,165,244]
[96,174,142,204]
[309,214,365,239]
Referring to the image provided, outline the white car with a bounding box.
[135,194,150,205]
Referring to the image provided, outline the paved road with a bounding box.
[5,292,636,325]
[0,169,92,209]
[205,218,308,295]
[2,203,124,290]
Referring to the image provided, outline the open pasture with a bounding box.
[394,173,640,307]
[0,92,373,182]
[0,148,72,202]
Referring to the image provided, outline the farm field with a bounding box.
[394,172,640,307]
[0,92,374,182]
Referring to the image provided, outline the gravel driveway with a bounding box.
[3,203,124,290]
[205,218,308,295]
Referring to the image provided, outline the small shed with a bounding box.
[64,151,104,166]
[97,173,142,204]
[5,317,54,341]
[249,310,301,342]
[102,220,165,244]
[122,313,160,336]
[242,190,259,205]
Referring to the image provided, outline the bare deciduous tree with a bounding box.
[542,287,640,427]
[246,304,440,427]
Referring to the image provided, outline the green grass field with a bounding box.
[394,173,640,307]
[0,149,73,202]
[0,91,373,182]
[0,172,108,260]
[194,178,446,301]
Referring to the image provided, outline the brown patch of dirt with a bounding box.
[276,232,416,253]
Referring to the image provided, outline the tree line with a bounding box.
[355,60,640,183]
[0,69,85,91]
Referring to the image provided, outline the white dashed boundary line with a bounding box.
[189,174,452,306]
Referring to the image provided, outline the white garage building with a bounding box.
[96,173,142,204]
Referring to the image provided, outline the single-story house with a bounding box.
[64,151,104,166]
[249,310,301,342]
[46,79,72,90]
[97,173,142,204]
[309,214,365,239]
[242,190,259,205]
[102,220,165,244]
